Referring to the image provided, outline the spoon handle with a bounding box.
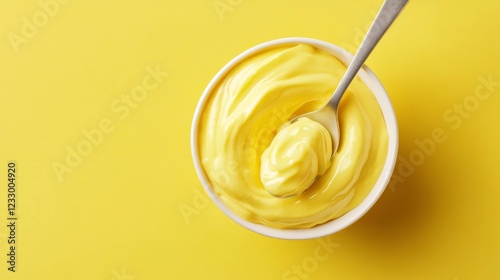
[330,0,409,108]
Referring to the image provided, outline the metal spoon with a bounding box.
[298,0,409,155]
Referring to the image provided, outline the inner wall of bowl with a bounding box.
[192,37,398,240]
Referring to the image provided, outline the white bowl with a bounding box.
[191,37,399,239]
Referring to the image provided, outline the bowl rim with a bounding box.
[191,37,399,240]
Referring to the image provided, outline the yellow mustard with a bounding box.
[198,44,388,229]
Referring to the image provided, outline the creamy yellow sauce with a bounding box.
[198,44,388,229]
[260,117,333,198]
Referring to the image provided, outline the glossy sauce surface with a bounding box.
[199,44,388,228]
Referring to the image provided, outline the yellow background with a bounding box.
[1,0,499,279]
